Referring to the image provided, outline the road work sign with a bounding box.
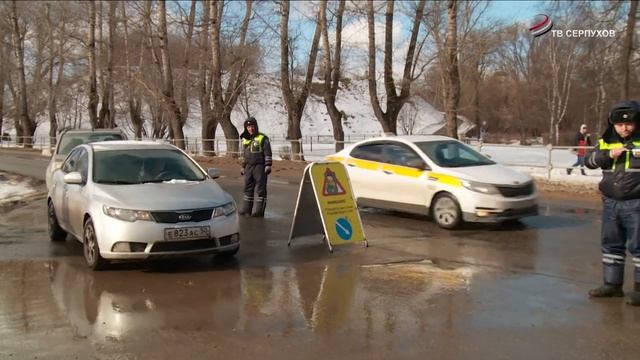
[288,162,367,252]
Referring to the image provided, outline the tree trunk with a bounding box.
[444,0,460,139]
[121,2,143,139]
[199,0,216,155]
[366,0,425,135]
[0,33,5,139]
[621,0,637,99]
[106,0,116,128]
[320,0,346,152]
[158,0,185,149]
[88,0,99,129]
[179,0,196,126]
[11,0,35,147]
[210,0,253,157]
[46,4,57,143]
[280,0,322,160]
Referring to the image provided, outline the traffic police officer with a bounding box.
[239,117,272,217]
[585,100,640,306]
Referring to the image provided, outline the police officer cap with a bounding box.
[244,117,258,128]
[609,100,640,124]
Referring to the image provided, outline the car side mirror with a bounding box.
[207,168,221,179]
[64,172,84,185]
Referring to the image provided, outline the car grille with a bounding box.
[218,234,234,246]
[151,209,213,223]
[150,239,216,253]
[496,182,534,197]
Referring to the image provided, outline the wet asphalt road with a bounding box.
[1,151,639,359]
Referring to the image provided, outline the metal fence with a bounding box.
[0,135,593,180]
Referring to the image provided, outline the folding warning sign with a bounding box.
[288,161,367,252]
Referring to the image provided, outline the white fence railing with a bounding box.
[0,136,594,180]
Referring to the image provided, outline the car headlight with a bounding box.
[212,202,236,218]
[103,205,153,222]
[461,180,499,194]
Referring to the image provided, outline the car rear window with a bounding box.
[57,133,125,156]
[350,143,385,162]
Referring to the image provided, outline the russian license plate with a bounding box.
[164,226,210,241]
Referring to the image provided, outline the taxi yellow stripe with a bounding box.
[427,172,462,187]
[346,158,379,170]
[381,163,423,178]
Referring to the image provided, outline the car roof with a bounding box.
[89,140,178,151]
[358,135,457,145]
[61,128,124,135]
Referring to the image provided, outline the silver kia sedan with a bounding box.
[47,141,239,270]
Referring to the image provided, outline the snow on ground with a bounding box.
[0,172,39,205]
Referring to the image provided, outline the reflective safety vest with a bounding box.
[243,134,265,153]
[598,139,640,170]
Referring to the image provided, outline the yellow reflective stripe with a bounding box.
[427,172,462,187]
[626,150,631,169]
[242,134,265,146]
[598,139,623,150]
[325,155,344,162]
[347,158,379,170]
[381,163,424,178]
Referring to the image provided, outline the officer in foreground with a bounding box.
[239,117,272,217]
[585,100,640,306]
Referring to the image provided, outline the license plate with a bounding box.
[164,226,210,241]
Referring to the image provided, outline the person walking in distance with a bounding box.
[239,117,272,217]
[585,100,640,305]
[567,124,592,175]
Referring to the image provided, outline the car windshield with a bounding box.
[93,149,206,184]
[415,140,495,168]
[58,133,124,156]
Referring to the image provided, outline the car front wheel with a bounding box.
[431,193,462,229]
[83,218,109,271]
[48,200,67,242]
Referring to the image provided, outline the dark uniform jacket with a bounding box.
[240,127,272,168]
[585,125,640,200]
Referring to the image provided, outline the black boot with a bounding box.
[627,283,640,306]
[566,168,572,175]
[238,199,253,216]
[581,169,586,176]
[252,198,266,217]
[589,283,624,298]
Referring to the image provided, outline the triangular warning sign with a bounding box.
[322,167,346,196]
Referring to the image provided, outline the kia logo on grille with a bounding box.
[178,214,192,221]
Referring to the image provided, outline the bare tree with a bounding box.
[443,0,460,139]
[320,0,346,152]
[280,1,321,160]
[199,0,216,154]
[398,103,418,135]
[211,0,254,157]
[0,29,7,138]
[87,0,99,129]
[11,0,35,146]
[621,0,638,99]
[121,2,143,139]
[366,0,426,135]
[178,0,196,128]
[158,0,186,149]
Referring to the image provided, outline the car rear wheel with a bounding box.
[83,218,109,271]
[48,201,67,242]
[431,193,462,229]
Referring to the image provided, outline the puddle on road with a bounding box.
[361,260,475,296]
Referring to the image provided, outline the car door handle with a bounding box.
[347,163,356,167]
[383,170,393,175]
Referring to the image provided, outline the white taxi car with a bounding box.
[325,135,538,229]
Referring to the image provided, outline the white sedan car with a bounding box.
[325,135,538,229]
[47,141,239,270]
